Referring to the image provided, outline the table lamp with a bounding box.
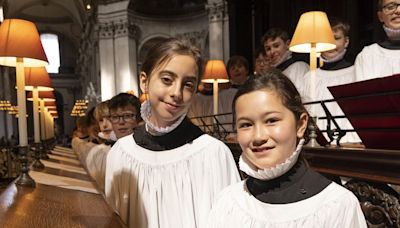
[201,60,229,116]
[0,19,48,187]
[28,91,55,159]
[289,11,336,147]
[25,67,53,169]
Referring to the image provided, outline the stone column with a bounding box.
[206,0,228,61]
[97,1,140,99]
[114,18,140,96]
[98,21,116,100]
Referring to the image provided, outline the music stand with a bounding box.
[328,74,400,150]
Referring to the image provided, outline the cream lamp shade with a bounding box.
[27,91,56,102]
[201,60,230,83]
[201,60,229,116]
[0,19,48,67]
[289,11,336,53]
[24,67,53,91]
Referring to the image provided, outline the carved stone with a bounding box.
[176,30,207,49]
[205,1,226,22]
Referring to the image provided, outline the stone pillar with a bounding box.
[97,1,140,99]
[114,19,139,96]
[206,0,228,61]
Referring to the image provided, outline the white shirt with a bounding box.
[207,181,367,228]
[105,134,240,228]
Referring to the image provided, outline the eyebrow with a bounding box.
[159,70,197,81]
[236,111,281,121]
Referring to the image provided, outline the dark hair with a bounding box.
[226,55,249,78]
[232,68,309,142]
[378,0,384,10]
[109,93,142,121]
[330,17,350,37]
[140,37,203,83]
[254,47,266,59]
[261,28,290,45]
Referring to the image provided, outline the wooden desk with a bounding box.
[0,146,126,228]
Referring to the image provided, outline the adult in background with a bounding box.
[354,0,400,81]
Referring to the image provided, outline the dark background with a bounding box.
[228,0,384,66]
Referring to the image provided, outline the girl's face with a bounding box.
[321,29,349,60]
[235,89,307,169]
[140,55,198,128]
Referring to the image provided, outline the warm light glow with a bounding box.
[289,11,336,53]
[202,60,230,83]
[24,67,53,91]
[86,4,91,10]
[0,19,48,67]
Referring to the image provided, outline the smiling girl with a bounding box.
[105,38,240,228]
[207,69,366,227]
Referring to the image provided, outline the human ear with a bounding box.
[285,39,291,48]
[377,11,384,23]
[296,112,309,139]
[345,36,350,48]
[139,72,149,94]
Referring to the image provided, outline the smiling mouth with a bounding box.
[164,101,180,109]
[252,147,274,153]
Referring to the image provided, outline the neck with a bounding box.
[140,100,187,136]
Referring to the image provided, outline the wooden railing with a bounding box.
[0,145,125,227]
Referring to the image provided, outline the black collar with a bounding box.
[378,39,400,50]
[276,57,307,71]
[320,58,353,71]
[133,118,204,151]
[246,159,331,204]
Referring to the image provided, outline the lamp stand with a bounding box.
[212,79,219,134]
[15,146,36,187]
[32,88,45,169]
[213,79,218,116]
[306,45,320,147]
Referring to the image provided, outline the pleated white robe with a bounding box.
[207,181,367,228]
[105,134,240,228]
[354,43,400,82]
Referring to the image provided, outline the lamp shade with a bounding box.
[0,19,48,67]
[24,67,53,91]
[27,91,56,102]
[289,11,336,53]
[202,60,230,83]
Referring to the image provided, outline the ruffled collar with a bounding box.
[321,49,347,63]
[140,100,186,136]
[239,139,305,180]
[383,25,400,41]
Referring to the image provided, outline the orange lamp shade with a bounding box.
[24,67,53,91]
[0,19,48,67]
[289,11,336,53]
[201,60,230,83]
[27,91,56,102]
